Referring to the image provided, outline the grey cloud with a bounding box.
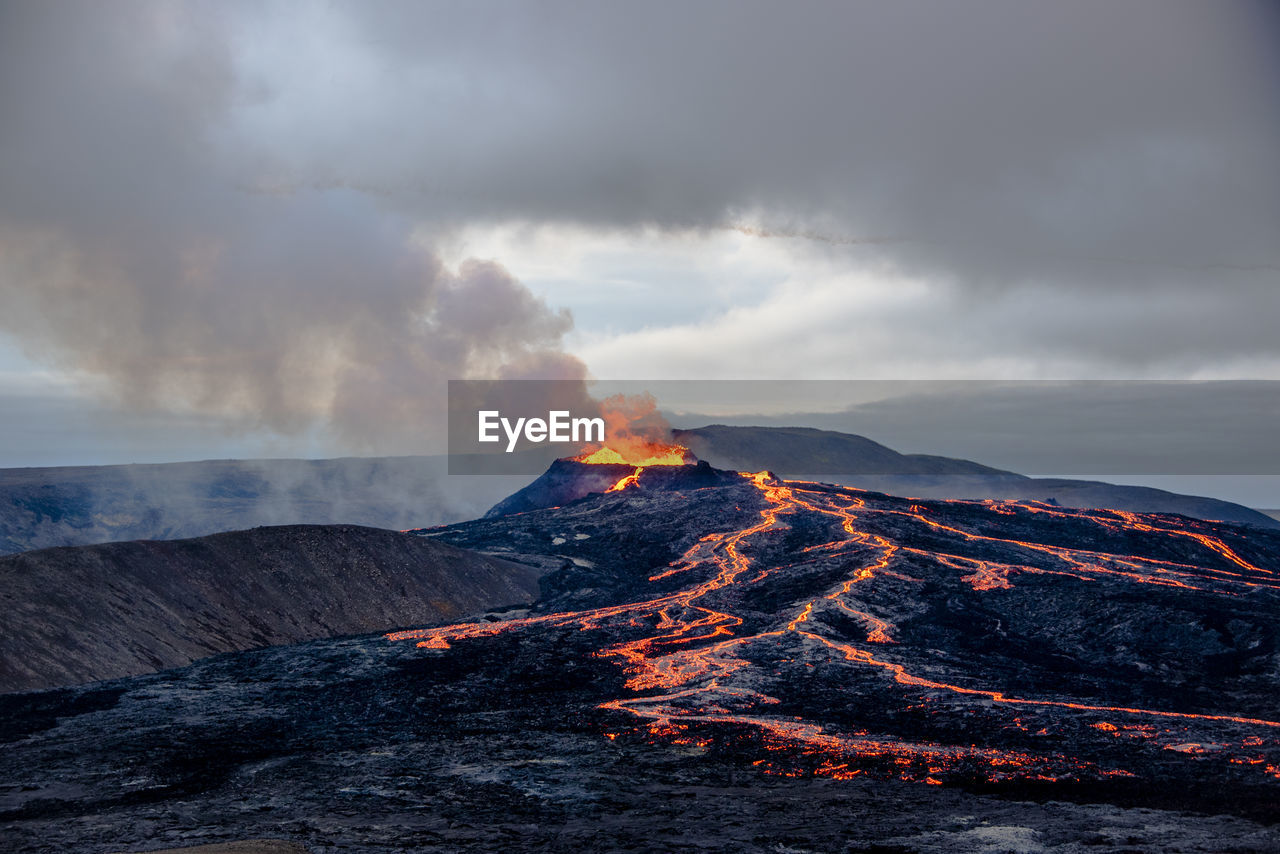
[303,1,1280,291]
[1,0,1278,450]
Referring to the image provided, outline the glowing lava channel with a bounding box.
[390,472,1280,784]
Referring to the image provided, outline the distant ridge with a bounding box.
[674,425,1279,530]
[674,425,1015,476]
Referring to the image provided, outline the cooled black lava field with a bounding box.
[3,463,1280,852]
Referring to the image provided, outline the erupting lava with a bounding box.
[390,470,1280,787]
[573,391,692,469]
[573,438,694,491]
[573,442,693,467]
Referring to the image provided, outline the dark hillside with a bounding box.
[0,524,541,693]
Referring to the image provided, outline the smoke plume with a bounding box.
[0,2,585,455]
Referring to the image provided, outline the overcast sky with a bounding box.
[1,1,1278,479]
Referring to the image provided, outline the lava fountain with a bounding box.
[573,443,694,467]
[572,442,694,491]
[571,391,696,488]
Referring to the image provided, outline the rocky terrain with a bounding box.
[0,524,541,693]
[2,460,1278,852]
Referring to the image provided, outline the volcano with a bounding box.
[2,457,1279,852]
[484,452,741,517]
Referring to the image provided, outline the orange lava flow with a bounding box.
[390,474,1280,784]
[607,469,643,492]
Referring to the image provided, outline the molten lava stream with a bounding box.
[391,470,1280,783]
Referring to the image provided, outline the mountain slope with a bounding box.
[675,424,1279,529]
[0,524,542,693]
